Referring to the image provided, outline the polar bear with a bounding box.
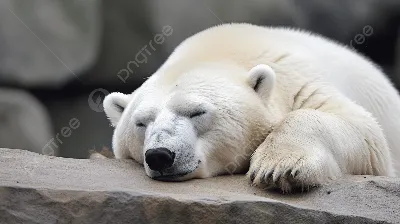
[103,23,400,192]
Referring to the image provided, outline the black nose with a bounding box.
[145,148,175,172]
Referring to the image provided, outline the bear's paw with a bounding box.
[248,143,341,193]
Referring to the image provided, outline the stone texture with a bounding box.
[0,0,398,87]
[86,0,400,86]
[0,148,399,223]
[0,0,100,87]
[0,89,54,155]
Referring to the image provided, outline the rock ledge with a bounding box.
[0,148,399,223]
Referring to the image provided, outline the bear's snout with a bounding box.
[145,147,175,172]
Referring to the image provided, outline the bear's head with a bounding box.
[103,63,277,181]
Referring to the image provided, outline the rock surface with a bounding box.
[0,89,54,155]
[87,0,400,85]
[0,148,399,223]
[0,0,100,87]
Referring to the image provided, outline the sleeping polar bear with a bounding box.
[103,23,400,192]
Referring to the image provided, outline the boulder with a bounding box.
[0,89,54,155]
[0,0,100,87]
[0,148,399,223]
[87,0,400,86]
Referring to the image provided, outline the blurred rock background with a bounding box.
[0,0,399,158]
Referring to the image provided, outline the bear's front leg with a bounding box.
[248,108,393,192]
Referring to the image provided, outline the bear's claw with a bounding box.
[247,146,336,193]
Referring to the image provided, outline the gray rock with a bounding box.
[86,0,164,85]
[86,0,400,86]
[0,0,100,87]
[0,148,399,223]
[0,89,54,155]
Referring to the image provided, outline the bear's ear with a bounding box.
[247,64,276,98]
[103,92,130,127]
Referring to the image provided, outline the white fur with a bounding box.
[103,92,131,127]
[104,23,400,191]
[248,64,276,100]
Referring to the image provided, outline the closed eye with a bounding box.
[189,111,206,118]
[136,122,146,127]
